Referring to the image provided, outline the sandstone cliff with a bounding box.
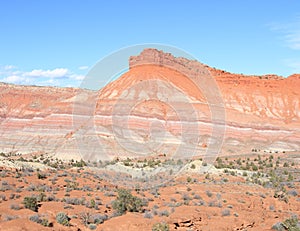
[0,49,299,159]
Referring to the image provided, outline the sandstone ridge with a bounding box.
[0,48,299,157]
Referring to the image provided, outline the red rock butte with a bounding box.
[0,48,299,160]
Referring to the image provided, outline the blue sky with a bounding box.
[0,0,299,87]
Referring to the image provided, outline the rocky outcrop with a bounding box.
[96,49,300,157]
[0,49,299,159]
[129,49,299,126]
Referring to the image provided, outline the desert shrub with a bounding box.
[158,210,169,217]
[82,185,93,191]
[80,212,108,227]
[37,171,47,179]
[288,190,298,197]
[153,204,159,209]
[259,193,266,199]
[88,224,97,230]
[10,203,21,210]
[41,218,51,227]
[193,194,201,200]
[288,174,294,182]
[36,192,47,202]
[0,181,12,191]
[150,188,160,197]
[15,187,23,193]
[272,222,285,231]
[29,214,40,223]
[3,215,19,221]
[221,209,230,216]
[1,181,8,186]
[274,190,289,203]
[152,222,169,231]
[72,159,87,167]
[63,197,81,205]
[282,215,300,231]
[144,211,153,219]
[90,214,108,224]
[56,212,70,226]
[182,194,191,201]
[84,199,97,209]
[206,190,213,197]
[104,191,115,197]
[80,212,91,226]
[272,215,300,231]
[39,185,52,192]
[196,199,206,206]
[112,189,145,215]
[252,165,258,171]
[46,194,56,201]
[29,214,51,227]
[27,184,37,191]
[0,194,6,201]
[23,196,38,212]
[63,204,74,209]
[208,200,222,207]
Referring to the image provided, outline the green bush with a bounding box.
[88,224,97,230]
[37,172,46,179]
[56,212,70,226]
[40,218,51,227]
[186,176,192,183]
[23,196,38,212]
[272,215,300,231]
[152,222,169,231]
[29,214,52,227]
[112,189,145,215]
[282,216,300,231]
[72,159,87,167]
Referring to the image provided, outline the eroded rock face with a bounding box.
[0,49,299,159]
[129,49,299,126]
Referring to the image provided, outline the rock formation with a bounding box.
[0,49,299,160]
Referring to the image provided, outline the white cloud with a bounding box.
[270,18,300,50]
[285,59,300,73]
[2,75,30,84]
[24,68,69,78]
[78,65,89,70]
[70,74,85,81]
[285,31,300,50]
[270,17,300,75]
[4,65,16,70]
[3,75,23,83]
[0,66,85,87]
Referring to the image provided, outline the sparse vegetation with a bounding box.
[272,215,300,231]
[56,212,70,226]
[29,214,52,227]
[23,196,38,212]
[152,222,169,231]
[222,209,231,216]
[112,189,146,215]
[0,150,298,230]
